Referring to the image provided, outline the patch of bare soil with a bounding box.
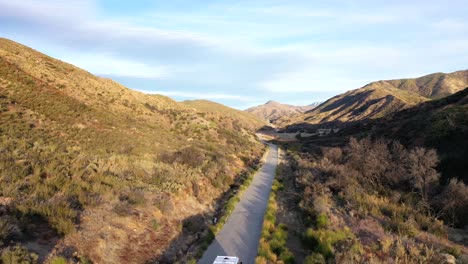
[448,227,468,247]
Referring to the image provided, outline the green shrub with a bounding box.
[268,238,284,255]
[316,213,328,229]
[151,219,159,230]
[51,256,68,264]
[442,246,461,258]
[303,228,350,258]
[1,244,38,264]
[279,249,295,264]
[303,253,326,264]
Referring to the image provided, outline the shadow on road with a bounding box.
[150,150,268,263]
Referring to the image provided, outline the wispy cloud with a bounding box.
[0,0,467,108]
[251,6,400,24]
[66,53,168,79]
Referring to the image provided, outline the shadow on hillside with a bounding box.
[152,163,263,263]
[0,204,61,263]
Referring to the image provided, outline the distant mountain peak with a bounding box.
[245,100,320,123]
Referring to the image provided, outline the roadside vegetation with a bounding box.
[256,167,295,264]
[0,38,265,263]
[279,137,468,263]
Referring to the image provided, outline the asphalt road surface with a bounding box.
[199,144,278,264]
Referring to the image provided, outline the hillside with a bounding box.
[369,87,468,184]
[281,85,428,129]
[364,70,468,99]
[245,100,319,123]
[183,99,266,131]
[296,87,468,183]
[282,70,468,130]
[269,89,468,263]
[0,38,264,263]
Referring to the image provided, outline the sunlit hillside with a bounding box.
[0,38,264,263]
[281,70,468,130]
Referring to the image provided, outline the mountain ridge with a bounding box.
[245,100,320,123]
[281,70,468,129]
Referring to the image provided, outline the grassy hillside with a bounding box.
[0,38,264,263]
[281,70,467,130]
[365,70,468,99]
[183,99,266,131]
[246,100,319,124]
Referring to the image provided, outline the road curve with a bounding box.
[199,143,278,264]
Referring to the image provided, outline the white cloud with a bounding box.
[65,53,168,79]
[433,19,467,32]
[1,0,467,108]
[249,6,400,24]
[260,68,367,93]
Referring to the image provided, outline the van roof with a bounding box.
[213,256,239,264]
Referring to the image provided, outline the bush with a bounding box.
[436,179,468,227]
[51,256,68,264]
[1,244,38,264]
[151,219,159,230]
[120,189,146,205]
[113,202,133,216]
[303,228,350,258]
[0,217,16,245]
[303,253,326,264]
[316,213,328,229]
[279,249,295,264]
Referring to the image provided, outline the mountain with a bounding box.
[0,38,264,263]
[282,70,468,130]
[183,99,266,130]
[245,100,320,123]
[364,70,468,99]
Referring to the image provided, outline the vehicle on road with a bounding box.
[212,256,242,264]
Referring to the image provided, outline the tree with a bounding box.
[436,179,468,227]
[346,138,390,189]
[407,147,439,201]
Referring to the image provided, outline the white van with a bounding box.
[212,256,242,264]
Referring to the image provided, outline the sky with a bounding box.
[1,0,467,109]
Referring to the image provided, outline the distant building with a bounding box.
[317,129,332,136]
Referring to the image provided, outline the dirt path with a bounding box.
[198,144,278,264]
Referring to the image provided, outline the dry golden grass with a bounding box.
[0,37,265,263]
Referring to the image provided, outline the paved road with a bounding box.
[199,144,278,264]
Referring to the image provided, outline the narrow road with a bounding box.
[199,144,278,264]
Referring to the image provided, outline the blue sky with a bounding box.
[1,0,467,109]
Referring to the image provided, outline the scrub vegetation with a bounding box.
[276,137,468,263]
[0,38,265,263]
